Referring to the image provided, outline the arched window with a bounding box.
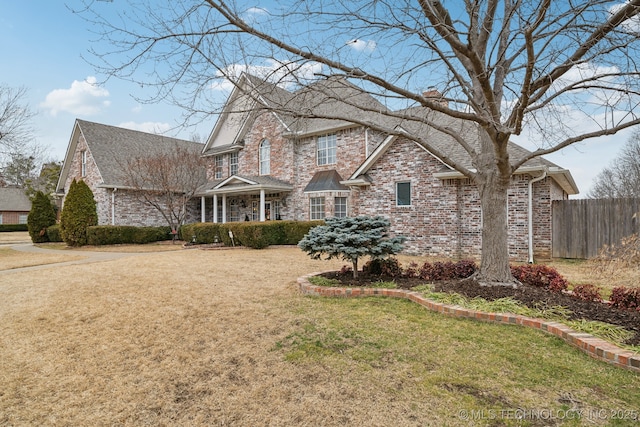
[259,139,270,175]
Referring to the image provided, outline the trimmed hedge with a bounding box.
[46,224,63,242]
[0,224,28,232]
[180,220,324,249]
[86,225,172,245]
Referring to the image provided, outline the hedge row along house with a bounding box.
[56,73,578,261]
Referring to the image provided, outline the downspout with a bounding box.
[528,169,547,264]
[111,188,117,226]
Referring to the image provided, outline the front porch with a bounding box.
[197,175,293,224]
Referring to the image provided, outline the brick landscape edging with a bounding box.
[297,272,640,373]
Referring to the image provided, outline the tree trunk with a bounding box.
[474,130,517,286]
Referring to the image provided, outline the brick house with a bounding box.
[0,187,31,225]
[57,74,578,261]
[56,120,204,227]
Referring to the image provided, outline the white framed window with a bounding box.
[0,214,3,224]
[19,214,28,224]
[310,197,325,220]
[334,197,347,218]
[214,155,223,179]
[396,182,411,206]
[81,150,87,177]
[317,134,336,166]
[229,152,238,176]
[259,139,270,175]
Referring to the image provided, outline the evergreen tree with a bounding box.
[60,179,97,246]
[27,190,57,243]
[298,216,405,278]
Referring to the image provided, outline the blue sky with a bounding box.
[0,1,217,158]
[1,1,634,197]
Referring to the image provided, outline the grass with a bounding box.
[1,246,639,426]
[0,247,86,270]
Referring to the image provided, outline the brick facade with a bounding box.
[62,110,569,260]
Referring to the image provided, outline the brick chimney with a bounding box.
[423,87,448,107]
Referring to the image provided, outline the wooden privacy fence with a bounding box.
[552,198,640,259]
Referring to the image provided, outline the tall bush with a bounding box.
[60,179,97,246]
[27,191,57,243]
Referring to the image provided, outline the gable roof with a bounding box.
[57,119,205,192]
[196,174,293,196]
[0,187,31,212]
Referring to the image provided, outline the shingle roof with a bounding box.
[0,187,31,211]
[75,120,205,188]
[303,170,348,192]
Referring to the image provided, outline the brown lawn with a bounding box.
[1,246,639,426]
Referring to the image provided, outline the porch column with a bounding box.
[213,194,218,223]
[260,189,266,222]
[201,197,205,223]
[222,194,227,224]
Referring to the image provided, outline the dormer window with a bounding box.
[317,134,336,166]
[259,139,270,175]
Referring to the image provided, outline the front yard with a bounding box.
[0,245,638,426]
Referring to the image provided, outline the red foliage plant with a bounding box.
[510,265,568,293]
[571,284,603,302]
[609,286,640,311]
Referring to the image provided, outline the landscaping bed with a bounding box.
[318,271,640,346]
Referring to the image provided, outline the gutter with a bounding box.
[528,169,548,264]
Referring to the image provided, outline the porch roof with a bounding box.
[196,175,293,196]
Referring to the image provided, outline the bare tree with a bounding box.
[118,143,207,232]
[589,130,640,198]
[81,0,640,284]
[0,85,35,157]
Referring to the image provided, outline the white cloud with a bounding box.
[345,39,377,52]
[40,76,110,116]
[118,121,172,134]
[610,2,640,34]
[210,60,323,91]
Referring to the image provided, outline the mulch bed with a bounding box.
[319,271,640,346]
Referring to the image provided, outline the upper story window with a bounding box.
[81,150,87,177]
[229,152,238,176]
[214,155,223,179]
[259,139,270,175]
[317,134,336,166]
[396,182,411,206]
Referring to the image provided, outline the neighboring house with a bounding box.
[57,74,578,260]
[0,187,31,225]
[56,120,205,227]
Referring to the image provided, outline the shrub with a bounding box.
[609,286,640,311]
[419,260,477,281]
[0,224,28,232]
[299,215,405,278]
[46,224,63,242]
[60,179,97,246]
[86,226,172,245]
[510,264,568,292]
[363,257,403,277]
[572,284,603,302]
[181,220,324,248]
[27,191,57,243]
